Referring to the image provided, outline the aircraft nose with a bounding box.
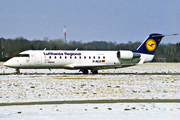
[3,58,20,68]
[3,61,10,67]
[3,60,12,67]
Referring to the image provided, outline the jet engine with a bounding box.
[117,50,141,59]
[117,50,141,64]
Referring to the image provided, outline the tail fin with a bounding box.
[133,33,164,55]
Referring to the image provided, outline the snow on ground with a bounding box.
[1,63,180,74]
[0,63,180,103]
[0,74,180,103]
[0,103,180,120]
[1,63,180,119]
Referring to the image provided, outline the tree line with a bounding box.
[0,37,180,62]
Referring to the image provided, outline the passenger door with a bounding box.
[35,52,42,64]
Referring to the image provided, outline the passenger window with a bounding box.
[65,56,67,59]
[89,56,91,59]
[49,56,51,59]
[103,56,105,59]
[98,56,100,59]
[60,56,62,59]
[55,56,56,59]
[79,56,81,59]
[75,56,76,59]
[93,56,95,59]
[84,56,86,59]
[70,56,72,59]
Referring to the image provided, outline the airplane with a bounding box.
[3,33,177,74]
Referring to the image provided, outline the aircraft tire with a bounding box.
[92,70,98,74]
[82,69,89,74]
[16,68,20,74]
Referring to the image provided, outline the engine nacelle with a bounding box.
[117,50,141,59]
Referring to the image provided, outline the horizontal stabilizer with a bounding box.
[152,34,178,37]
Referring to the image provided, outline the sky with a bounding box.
[0,0,179,43]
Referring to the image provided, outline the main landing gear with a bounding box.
[80,69,89,74]
[80,69,98,74]
[91,70,98,74]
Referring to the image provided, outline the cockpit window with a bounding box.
[15,54,29,57]
[15,54,22,57]
[22,54,29,57]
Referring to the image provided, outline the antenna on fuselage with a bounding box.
[44,48,46,51]
[64,26,67,43]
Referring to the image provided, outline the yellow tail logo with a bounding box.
[146,39,156,51]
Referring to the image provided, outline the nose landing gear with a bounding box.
[16,68,20,74]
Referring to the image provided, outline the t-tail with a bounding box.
[133,33,178,64]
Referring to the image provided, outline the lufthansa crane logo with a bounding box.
[146,39,156,51]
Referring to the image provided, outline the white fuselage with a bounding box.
[3,50,154,70]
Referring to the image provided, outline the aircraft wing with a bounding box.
[72,63,136,70]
